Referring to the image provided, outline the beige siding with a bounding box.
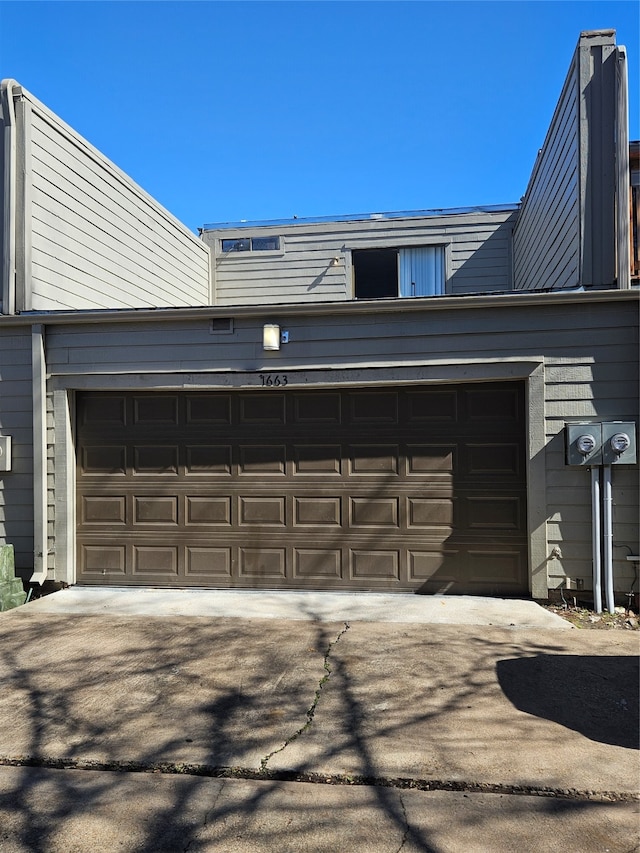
[205,210,516,305]
[22,92,210,310]
[0,328,33,574]
[513,58,580,291]
[45,294,639,594]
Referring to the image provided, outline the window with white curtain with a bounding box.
[353,246,445,299]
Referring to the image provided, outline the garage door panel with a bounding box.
[133,546,179,576]
[406,391,457,422]
[185,394,232,424]
[77,384,527,594]
[350,392,398,423]
[185,445,232,474]
[186,547,232,578]
[406,444,455,474]
[133,496,178,525]
[294,497,342,526]
[467,497,522,530]
[407,497,454,528]
[466,443,521,476]
[468,550,523,583]
[294,549,343,580]
[80,544,126,574]
[350,497,399,527]
[408,549,460,583]
[239,548,286,578]
[351,550,400,581]
[239,496,286,526]
[239,445,286,475]
[466,387,521,421]
[293,393,341,423]
[239,394,285,423]
[293,445,342,474]
[80,395,127,427]
[82,445,127,475]
[134,445,178,474]
[133,396,179,425]
[186,496,231,525]
[81,495,126,525]
[349,445,399,474]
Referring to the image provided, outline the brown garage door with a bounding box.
[76,383,528,594]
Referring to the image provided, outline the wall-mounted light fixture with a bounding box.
[263,324,280,351]
[331,256,341,266]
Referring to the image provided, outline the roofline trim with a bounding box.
[0,289,637,328]
[201,204,520,232]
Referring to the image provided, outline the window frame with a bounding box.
[217,235,286,258]
[347,239,451,300]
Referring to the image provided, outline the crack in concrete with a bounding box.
[184,777,226,853]
[395,792,410,853]
[0,756,636,803]
[259,622,350,773]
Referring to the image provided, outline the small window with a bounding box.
[220,236,281,253]
[221,238,250,252]
[251,236,280,251]
[353,246,445,299]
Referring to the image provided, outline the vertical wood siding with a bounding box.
[0,328,33,574]
[25,98,210,310]
[513,59,580,291]
[44,296,639,592]
[205,211,516,306]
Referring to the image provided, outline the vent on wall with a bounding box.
[210,318,234,334]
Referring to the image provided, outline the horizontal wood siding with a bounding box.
[0,328,33,574]
[45,296,639,593]
[27,102,209,310]
[513,59,580,291]
[206,211,516,305]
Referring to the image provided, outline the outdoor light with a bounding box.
[609,432,631,455]
[263,324,280,351]
[576,434,596,455]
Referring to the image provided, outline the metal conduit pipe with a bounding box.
[591,466,602,614]
[30,323,48,585]
[602,465,616,614]
[1,79,19,315]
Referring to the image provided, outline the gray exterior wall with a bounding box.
[8,289,632,597]
[0,326,33,572]
[514,30,625,291]
[1,81,210,314]
[203,209,516,306]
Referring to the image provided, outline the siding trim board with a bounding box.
[0,287,635,328]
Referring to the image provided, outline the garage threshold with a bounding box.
[22,587,571,629]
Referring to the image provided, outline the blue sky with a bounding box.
[1,1,638,232]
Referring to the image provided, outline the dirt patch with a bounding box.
[543,604,639,630]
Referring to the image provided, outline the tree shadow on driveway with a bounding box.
[496,655,639,749]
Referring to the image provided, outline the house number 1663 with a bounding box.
[259,374,288,386]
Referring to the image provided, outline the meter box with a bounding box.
[566,422,637,466]
[0,436,11,472]
[566,423,602,465]
[602,422,637,465]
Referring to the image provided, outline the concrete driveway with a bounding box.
[0,590,637,852]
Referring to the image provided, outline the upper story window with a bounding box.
[221,236,281,253]
[353,245,445,299]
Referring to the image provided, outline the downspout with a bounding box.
[1,79,19,315]
[31,324,48,584]
[591,466,602,614]
[615,46,630,289]
[602,464,615,614]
